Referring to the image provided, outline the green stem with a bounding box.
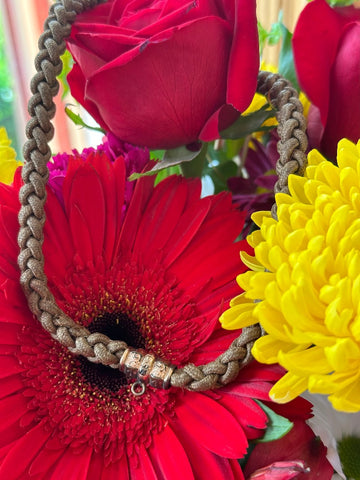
[180,143,208,178]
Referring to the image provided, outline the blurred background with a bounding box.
[0,0,307,159]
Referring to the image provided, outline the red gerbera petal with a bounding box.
[132,446,158,480]
[0,422,51,479]
[174,392,248,458]
[148,425,195,479]
[169,417,244,480]
[28,445,65,478]
[48,447,94,480]
[0,148,282,478]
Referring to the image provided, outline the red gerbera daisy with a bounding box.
[0,148,282,479]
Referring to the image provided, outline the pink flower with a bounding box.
[293,0,360,160]
[248,460,309,480]
[66,0,259,149]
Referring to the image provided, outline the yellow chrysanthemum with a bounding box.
[221,138,360,413]
[0,127,21,184]
[299,91,310,119]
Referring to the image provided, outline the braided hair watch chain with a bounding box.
[17,0,308,394]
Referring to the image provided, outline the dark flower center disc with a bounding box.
[79,312,145,392]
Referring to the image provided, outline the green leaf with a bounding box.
[155,165,182,185]
[258,13,284,55]
[65,106,105,133]
[224,139,245,160]
[129,143,203,180]
[278,24,300,92]
[255,400,293,443]
[204,159,238,194]
[258,21,268,56]
[326,0,355,5]
[267,17,283,46]
[337,436,360,480]
[150,149,165,160]
[306,0,356,7]
[220,106,276,140]
[59,50,73,100]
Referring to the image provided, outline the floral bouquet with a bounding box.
[1,0,360,479]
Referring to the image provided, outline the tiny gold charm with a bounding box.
[131,381,146,396]
[119,348,175,392]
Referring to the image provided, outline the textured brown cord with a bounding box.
[256,71,308,198]
[18,0,307,392]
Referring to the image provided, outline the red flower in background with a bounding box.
[293,0,360,160]
[244,402,334,480]
[48,132,149,208]
[227,137,278,235]
[0,147,290,479]
[66,0,259,149]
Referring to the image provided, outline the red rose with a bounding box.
[67,0,259,149]
[293,0,360,160]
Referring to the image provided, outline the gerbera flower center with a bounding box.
[79,312,145,392]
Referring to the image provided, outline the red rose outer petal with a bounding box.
[321,23,360,159]
[226,0,259,112]
[85,18,233,148]
[293,0,343,124]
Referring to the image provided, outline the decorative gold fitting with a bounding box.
[119,348,176,390]
[122,348,145,381]
[119,348,130,370]
[149,359,175,389]
[138,353,156,383]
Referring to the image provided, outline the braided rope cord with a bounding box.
[17,0,307,392]
[257,71,308,196]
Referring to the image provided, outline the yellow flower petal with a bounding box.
[251,210,272,228]
[329,374,360,412]
[0,127,21,184]
[255,302,289,343]
[288,174,309,204]
[221,138,360,411]
[308,370,357,396]
[324,338,360,372]
[252,334,291,364]
[219,299,257,330]
[307,149,325,168]
[269,372,308,404]
[237,271,275,300]
[278,346,330,376]
[240,250,265,272]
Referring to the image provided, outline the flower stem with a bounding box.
[180,142,208,178]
